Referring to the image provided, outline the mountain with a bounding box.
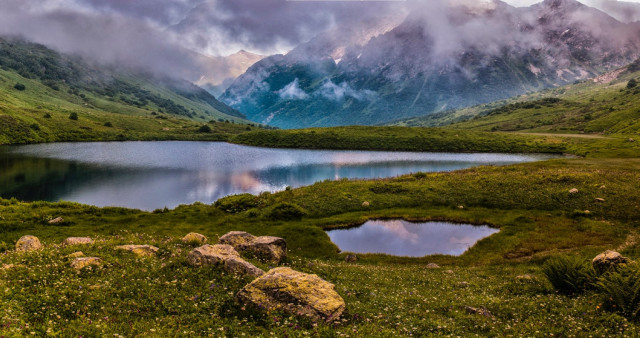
[392,58,640,135]
[0,36,259,145]
[0,36,245,121]
[221,0,640,129]
[197,50,266,97]
[585,0,640,23]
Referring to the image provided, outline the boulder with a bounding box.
[236,267,345,321]
[426,263,440,269]
[595,198,605,203]
[362,201,370,207]
[115,245,159,257]
[48,217,64,224]
[219,231,256,247]
[592,250,629,274]
[15,235,42,252]
[187,244,264,278]
[182,232,208,245]
[345,254,358,263]
[71,257,101,270]
[63,237,93,246]
[219,231,287,263]
[569,188,579,194]
[238,236,287,263]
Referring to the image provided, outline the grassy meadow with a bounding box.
[1,151,640,335]
[2,56,640,335]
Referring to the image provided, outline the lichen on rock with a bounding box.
[15,235,42,252]
[236,267,345,321]
[187,244,264,277]
[115,245,159,257]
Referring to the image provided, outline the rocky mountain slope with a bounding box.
[221,0,640,128]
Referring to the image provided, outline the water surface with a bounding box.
[0,141,555,210]
[327,219,499,257]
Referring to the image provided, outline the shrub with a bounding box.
[29,123,40,131]
[13,83,25,91]
[214,194,259,213]
[198,125,212,133]
[43,113,51,118]
[597,264,640,321]
[628,79,638,89]
[267,202,307,220]
[69,112,78,120]
[104,121,113,127]
[542,255,595,295]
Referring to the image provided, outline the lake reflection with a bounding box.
[327,220,499,257]
[0,141,555,210]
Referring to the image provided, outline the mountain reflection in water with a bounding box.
[0,141,556,210]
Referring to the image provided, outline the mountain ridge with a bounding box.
[221,0,640,129]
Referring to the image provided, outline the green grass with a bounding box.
[392,66,640,137]
[2,154,640,335]
[2,47,640,336]
[0,68,263,145]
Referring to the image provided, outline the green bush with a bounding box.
[543,255,595,295]
[597,264,640,321]
[43,113,51,118]
[215,194,259,213]
[104,121,113,127]
[29,123,40,131]
[267,202,307,220]
[13,83,25,91]
[198,125,212,133]
[628,79,637,89]
[69,112,78,120]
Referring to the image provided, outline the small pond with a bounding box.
[327,219,499,257]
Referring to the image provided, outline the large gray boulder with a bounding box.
[237,267,345,321]
[218,231,256,247]
[187,244,264,278]
[219,231,287,263]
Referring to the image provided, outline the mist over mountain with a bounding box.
[221,0,640,128]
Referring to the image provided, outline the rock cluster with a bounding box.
[219,231,287,263]
[10,231,345,322]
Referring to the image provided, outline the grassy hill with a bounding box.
[391,61,640,136]
[0,37,260,144]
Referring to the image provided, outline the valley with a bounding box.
[1,0,640,336]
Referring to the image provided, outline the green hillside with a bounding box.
[0,37,257,144]
[392,62,640,136]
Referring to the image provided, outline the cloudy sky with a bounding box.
[1,0,637,81]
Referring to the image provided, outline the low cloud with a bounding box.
[277,79,309,100]
[317,80,375,101]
